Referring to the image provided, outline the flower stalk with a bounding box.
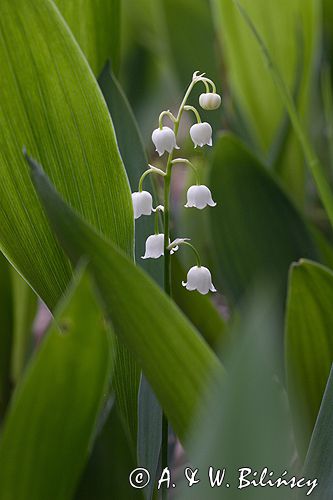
[131,70,221,497]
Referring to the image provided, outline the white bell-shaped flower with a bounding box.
[199,93,222,110]
[185,185,216,210]
[182,266,216,295]
[142,234,165,259]
[152,126,179,156]
[190,122,212,148]
[132,191,153,219]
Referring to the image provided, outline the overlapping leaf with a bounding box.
[0,0,133,310]
[0,253,13,418]
[302,366,333,499]
[27,155,224,441]
[55,0,121,75]
[286,259,333,457]
[0,270,113,500]
[213,0,318,151]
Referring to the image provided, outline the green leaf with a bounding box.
[75,402,143,500]
[301,366,333,499]
[0,0,133,310]
[0,253,13,419]
[285,259,333,458]
[138,375,161,500]
[26,154,224,442]
[209,134,318,304]
[0,268,113,500]
[10,268,37,384]
[232,0,333,229]
[55,0,121,76]
[212,0,319,149]
[178,290,294,500]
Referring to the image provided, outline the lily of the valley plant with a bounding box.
[132,70,221,297]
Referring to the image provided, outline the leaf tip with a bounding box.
[22,148,43,177]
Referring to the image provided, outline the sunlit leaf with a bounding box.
[213,0,317,149]
[0,0,133,310]
[0,269,113,499]
[232,0,333,229]
[55,0,121,75]
[0,253,13,419]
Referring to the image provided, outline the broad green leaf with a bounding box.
[10,268,37,383]
[233,0,333,229]
[0,253,13,418]
[179,291,294,499]
[0,269,113,500]
[0,0,133,310]
[213,0,319,149]
[209,134,318,304]
[301,366,333,499]
[212,0,319,199]
[55,0,121,76]
[285,259,333,457]
[27,155,224,441]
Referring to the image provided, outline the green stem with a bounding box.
[139,167,165,192]
[184,105,202,123]
[171,158,200,185]
[159,110,177,129]
[161,75,202,498]
[168,240,201,266]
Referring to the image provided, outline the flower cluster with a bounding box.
[132,71,221,295]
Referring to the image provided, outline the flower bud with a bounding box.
[152,126,179,156]
[132,191,153,219]
[185,185,216,209]
[182,266,216,295]
[142,234,165,259]
[190,122,212,148]
[199,93,221,110]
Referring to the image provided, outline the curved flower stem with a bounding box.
[138,167,166,192]
[154,205,164,235]
[159,110,177,130]
[171,158,200,185]
[199,77,216,93]
[168,240,201,267]
[184,105,202,123]
[154,211,160,235]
